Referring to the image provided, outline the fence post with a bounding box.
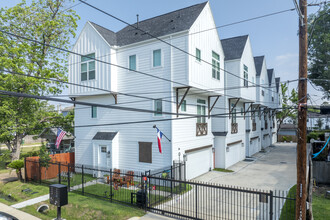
[170,165,173,197]
[195,185,198,219]
[58,162,61,184]
[184,161,186,181]
[269,190,273,220]
[38,159,41,184]
[24,157,27,183]
[110,168,112,202]
[82,165,84,195]
[67,164,70,192]
[148,170,151,209]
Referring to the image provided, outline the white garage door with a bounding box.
[250,138,258,156]
[186,147,212,180]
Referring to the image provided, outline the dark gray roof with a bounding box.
[89,2,207,47]
[275,77,280,93]
[254,56,264,76]
[90,22,117,46]
[267,69,274,85]
[92,132,118,141]
[221,35,248,61]
[212,132,228,136]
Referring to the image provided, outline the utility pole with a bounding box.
[296,0,308,219]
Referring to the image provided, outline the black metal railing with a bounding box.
[231,123,238,134]
[196,123,207,136]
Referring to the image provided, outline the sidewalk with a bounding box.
[129,213,177,220]
[11,194,49,209]
[0,202,41,220]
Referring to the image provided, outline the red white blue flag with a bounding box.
[156,128,163,154]
[55,128,66,149]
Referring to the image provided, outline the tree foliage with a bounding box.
[0,0,79,160]
[276,83,298,132]
[308,3,330,99]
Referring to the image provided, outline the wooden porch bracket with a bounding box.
[112,93,118,104]
[176,87,190,117]
[208,95,221,118]
[251,104,260,117]
[228,98,240,119]
[260,107,268,118]
[243,102,254,119]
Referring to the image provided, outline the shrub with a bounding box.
[7,160,24,180]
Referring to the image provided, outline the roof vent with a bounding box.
[170,19,174,22]
[136,14,139,28]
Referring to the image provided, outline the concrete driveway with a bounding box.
[194,143,297,191]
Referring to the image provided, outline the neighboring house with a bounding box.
[69,2,282,178]
[212,35,257,168]
[278,124,298,142]
[61,106,74,117]
[39,128,75,154]
[307,112,330,130]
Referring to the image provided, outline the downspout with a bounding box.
[170,35,174,165]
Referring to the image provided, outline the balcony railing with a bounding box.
[252,123,257,131]
[265,122,268,129]
[231,123,238,134]
[196,123,208,136]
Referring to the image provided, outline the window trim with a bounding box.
[196,48,201,62]
[197,99,206,123]
[152,49,162,68]
[91,106,97,118]
[139,142,152,163]
[81,52,96,82]
[212,51,220,80]
[181,100,187,112]
[243,64,248,87]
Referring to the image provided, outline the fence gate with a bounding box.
[146,176,274,220]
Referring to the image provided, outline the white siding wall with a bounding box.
[69,23,114,95]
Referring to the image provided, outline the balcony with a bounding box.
[265,122,268,129]
[252,123,256,131]
[196,123,208,136]
[231,123,238,134]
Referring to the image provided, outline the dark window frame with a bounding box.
[139,142,152,163]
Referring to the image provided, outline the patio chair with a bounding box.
[111,169,123,183]
[123,171,134,187]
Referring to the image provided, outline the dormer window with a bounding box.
[81,53,95,81]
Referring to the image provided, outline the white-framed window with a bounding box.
[231,108,237,124]
[100,146,107,153]
[81,53,95,81]
[181,100,186,112]
[153,49,161,67]
[129,54,136,71]
[196,48,201,62]
[212,51,220,80]
[197,99,206,123]
[91,106,97,118]
[243,64,248,87]
[154,99,162,116]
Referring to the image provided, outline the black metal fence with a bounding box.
[25,159,295,219]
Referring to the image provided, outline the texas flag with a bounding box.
[156,128,163,154]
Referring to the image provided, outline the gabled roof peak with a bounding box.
[254,56,265,76]
[221,35,249,61]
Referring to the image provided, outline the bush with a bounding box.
[7,160,24,180]
[20,151,39,159]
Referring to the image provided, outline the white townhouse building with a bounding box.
[68,2,226,179]
[212,35,257,168]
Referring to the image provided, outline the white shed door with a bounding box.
[186,147,212,180]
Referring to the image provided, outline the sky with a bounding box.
[0,0,325,106]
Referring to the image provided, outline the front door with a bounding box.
[98,145,108,168]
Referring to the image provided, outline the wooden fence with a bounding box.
[25,152,74,181]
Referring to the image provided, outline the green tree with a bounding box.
[276,83,298,132]
[308,3,330,99]
[0,0,79,161]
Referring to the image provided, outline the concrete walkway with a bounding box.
[195,143,297,190]
[0,202,41,220]
[11,194,49,209]
[129,213,177,220]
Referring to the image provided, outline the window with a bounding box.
[139,142,152,163]
[262,90,265,96]
[91,106,97,118]
[243,65,248,87]
[212,51,220,80]
[181,100,186,112]
[154,99,162,116]
[231,108,237,124]
[153,49,161,67]
[81,53,95,81]
[129,55,136,71]
[272,96,274,101]
[100,146,107,153]
[196,48,201,62]
[197,99,206,123]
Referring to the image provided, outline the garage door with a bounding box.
[186,147,212,180]
[250,138,258,156]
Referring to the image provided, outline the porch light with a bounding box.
[107,151,111,158]
[183,154,187,162]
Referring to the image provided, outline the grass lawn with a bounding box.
[0,181,49,205]
[213,168,234,173]
[279,185,296,220]
[21,146,41,153]
[20,192,145,220]
[60,173,96,187]
[312,185,330,219]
